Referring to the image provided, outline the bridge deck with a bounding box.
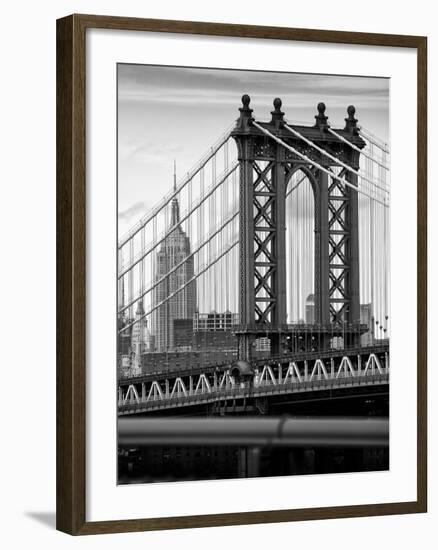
[119,371,389,415]
[118,343,389,387]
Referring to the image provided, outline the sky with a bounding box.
[117,64,389,235]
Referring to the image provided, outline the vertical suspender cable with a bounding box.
[118,248,124,312]
[234,167,238,317]
[211,152,216,312]
[129,238,134,321]
[200,167,205,314]
[369,142,375,340]
[383,148,389,336]
[225,140,229,312]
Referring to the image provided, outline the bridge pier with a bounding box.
[230,97,367,363]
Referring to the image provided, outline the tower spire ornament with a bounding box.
[314,102,329,129]
[344,105,358,134]
[170,160,180,226]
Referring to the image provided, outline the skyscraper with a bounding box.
[126,299,150,375]
[305,293,315,324]
[152,163,196,351]
[360,302,373,345]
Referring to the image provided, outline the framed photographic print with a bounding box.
[56,14,427,535]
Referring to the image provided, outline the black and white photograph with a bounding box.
[116,64,390,484]
[0,0,431,544]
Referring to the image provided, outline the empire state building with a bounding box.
[152,164,197,351]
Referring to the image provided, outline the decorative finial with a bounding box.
[242,94,250,108]
[314,102,329,129]
[273,97,282,110]
[345,105,358,133]
[271,97,284,128]
[173,159,177,192]
[236,94,254,130]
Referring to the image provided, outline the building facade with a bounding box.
[152,177,196,352]
[305,293,315,324]
[360,302,373,346]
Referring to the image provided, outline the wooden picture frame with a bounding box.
[56,13,427,535]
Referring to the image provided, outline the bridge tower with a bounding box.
[231,95,366,361]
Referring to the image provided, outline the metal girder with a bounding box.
[118,348,389,414]
[231,96,364,359]
[327,170,351,323]
[252,160,278,325]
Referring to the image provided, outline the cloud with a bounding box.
[119,140,184,164]
[117,64,389,111]
[119,201,148,222]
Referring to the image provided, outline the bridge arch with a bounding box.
[285,167,317,325]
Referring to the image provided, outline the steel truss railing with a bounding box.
[119,371,389,414]
[118,350,389,412]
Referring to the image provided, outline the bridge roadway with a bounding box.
[118,343,389,415]
[118,342,389,386]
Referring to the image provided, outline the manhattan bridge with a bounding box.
[117,96,389,422]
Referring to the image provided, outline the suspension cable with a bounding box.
[252,121,388,208]
[283,122,389,195]
[119,209,239,314]
[286,173,307,197]
[118,161,239,278]
[118,126,234,248]
[119,240,238,334]
[327,127,389,171]
[358,126,390,155]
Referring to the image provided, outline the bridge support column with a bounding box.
[315,170,330,327]
[238,334,255,363]
[304,361,309,381]
[346,151,361,345]
[357,355,362,376]
[232,96,289,362]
